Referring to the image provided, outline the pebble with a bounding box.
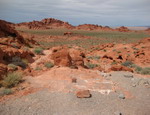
[118,94,125,99]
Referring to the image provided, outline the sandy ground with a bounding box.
[0,71,150,115]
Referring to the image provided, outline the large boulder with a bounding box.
[51,47,72,67]
[51,47,85,67]
[69,49,85,67]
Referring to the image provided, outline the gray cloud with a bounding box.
[0,0,149,26]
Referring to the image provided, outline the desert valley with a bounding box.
[0,18,150,115]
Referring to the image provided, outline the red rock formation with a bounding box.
[0,20,28,46]
[0,20,36,78]
[76,24,113,31]
[16,18,74,29]
[116,26,130,32]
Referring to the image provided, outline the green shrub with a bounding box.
[34,47,43,55]
[111,61,117,65]
[44,62,54,68]
[135,66,142,73]
[2,72,23,88]
[8,64,18,70]
[11,56,27,69]
[140,67,150,75]
[121,61,133,67]
[86,63,98,69]
[87,55,100,60]
[35,67,42,71]
[0,88,13,96]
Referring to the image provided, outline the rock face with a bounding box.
[0,20,35,78]
[108,65,133,72]
[76,90,91,98]
[16,18,74,29]
[0,20,28,46]
[51,47,85,67]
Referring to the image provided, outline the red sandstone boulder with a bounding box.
[76,90,91,98]
[63,32,73,36]
[51,47,85,67]
[51,47,72,66]
[108,65,133,72]
[69,49,85,67]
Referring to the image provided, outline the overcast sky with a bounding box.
[0,0,150,26]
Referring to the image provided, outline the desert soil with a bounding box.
[0,71,150,115]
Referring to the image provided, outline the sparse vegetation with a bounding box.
[135,67,150,75]
[111,61,117,65]
[2,72,23,88]
[35,67,42,71]
[87,55,100,60]
[0,88,13,96]
[44,62,54,68]
[8,64,18,70]
[86,63,98,69]
[17,28,150,49]
[121,61,133,67]
[34,47,43,55]
[11,56,27,69]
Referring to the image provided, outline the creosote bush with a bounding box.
[44,62,54,68]
[34,47,43,55]
[2,72,23,88]
[121,61,133,67]
[0,88,13,96]
[8,64,18,70]
[86,63,98,69]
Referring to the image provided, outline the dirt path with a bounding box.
[0,70,150,115]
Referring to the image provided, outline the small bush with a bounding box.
[34,47,43,55]
[44,62,54,68]
[0,88,13,96]
[86,63,98,69]
[8,64,18,70]
[121,61,133,67]
[35,67,42,71]
[2,72,23,88]
[111,61,117,65]
[11,56,27,69]
[87,55,100,60]
[140,67,150,75]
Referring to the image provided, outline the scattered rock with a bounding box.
[138,79,149,86]
[76,90,91,98]
[123,74,133,78]
[118,93,125,99]
[72,78,77,83]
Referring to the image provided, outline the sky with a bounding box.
[0,0,150,26]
